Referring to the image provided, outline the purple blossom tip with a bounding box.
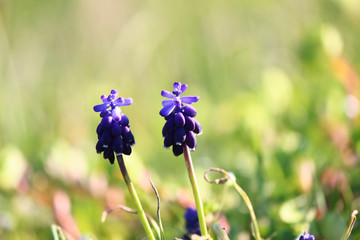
[181,84,188,93]
[173,82,188,96]
[173,82,181,89]
[159,82,199,117]
[94,90,132,113]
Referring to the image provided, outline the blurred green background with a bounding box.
[1,0,360,239]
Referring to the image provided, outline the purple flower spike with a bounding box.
[94,90,135,164]
[160,82,202,156]
[299,232,315,240]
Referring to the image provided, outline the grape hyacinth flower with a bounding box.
[160,82,208,237]
[93,89,135,164]
[299,232,315,240]
[93,90,155,240]
[160,82,202,156]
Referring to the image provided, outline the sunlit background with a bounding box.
[1,0,360,239]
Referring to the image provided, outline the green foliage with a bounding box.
[1,0,360,239]
[51,225,70,240]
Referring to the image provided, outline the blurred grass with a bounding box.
[1,0,360,239]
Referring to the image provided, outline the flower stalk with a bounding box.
[183,145,208,237]
[116,154,156,240]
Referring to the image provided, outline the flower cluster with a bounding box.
[160,82,202,156]
[93,90,135,164]
[299,232,315,240]
[183,208,201,239]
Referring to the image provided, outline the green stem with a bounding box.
[51,225,60,240]
[204,168,262,240]
[340,210,358,240]
[117,155,156,240]
[231,179,261,240]
[183,145,208,237]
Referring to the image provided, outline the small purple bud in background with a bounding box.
[93,90,135,164]
[184,208,201,235]
[159,82,202,156]
[299,232,315,240]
